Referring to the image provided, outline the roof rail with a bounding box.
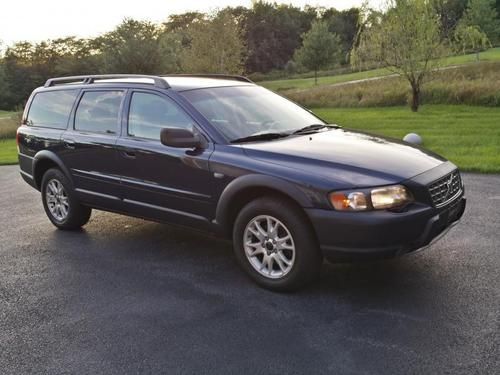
[162,74,253,83]
[44,74,170,89]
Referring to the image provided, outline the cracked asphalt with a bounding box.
[0,165,498,374]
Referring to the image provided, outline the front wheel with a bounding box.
[41,168,91,230]
[233,197,322,292]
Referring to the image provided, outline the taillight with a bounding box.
[16,127,21,150]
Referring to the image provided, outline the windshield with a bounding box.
[180,86,325,142]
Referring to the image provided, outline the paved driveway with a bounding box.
[0,165,498,374]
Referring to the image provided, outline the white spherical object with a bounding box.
[403,133,422,145]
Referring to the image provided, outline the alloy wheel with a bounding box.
[45,179,69,221]
[243,215,296,279]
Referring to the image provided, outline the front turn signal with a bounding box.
[329,191,368,211]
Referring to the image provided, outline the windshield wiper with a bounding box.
[230,132,290,143]
[292,124,340,135]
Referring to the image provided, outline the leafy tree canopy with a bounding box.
[294,20,341,84]
[454,24,492,58]
[180,11,245,74]
[461,0,500,43]
[351,0,447,112]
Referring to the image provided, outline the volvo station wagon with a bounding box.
[17,74,466,291]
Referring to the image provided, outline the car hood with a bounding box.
[240,128,446,188]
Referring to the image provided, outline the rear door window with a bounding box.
[74,91,124,134]
[26,90,78,129]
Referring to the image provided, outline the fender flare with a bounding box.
[215,174,311,230]
[33,150,73,190]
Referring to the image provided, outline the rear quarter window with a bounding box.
[26,90,78,129]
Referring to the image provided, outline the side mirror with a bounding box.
[160,128,204,149]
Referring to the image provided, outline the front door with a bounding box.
[115,90,214,227]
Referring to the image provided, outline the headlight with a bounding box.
[329,185,412,211]
[371,185,412,209]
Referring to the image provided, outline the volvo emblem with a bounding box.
[445,175,454,198]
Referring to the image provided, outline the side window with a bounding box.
[75,91,124,134]
[128,92,194,140]
[26,90,78,129]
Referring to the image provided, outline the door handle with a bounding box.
[63,139,75,149]
[121,150,136,159]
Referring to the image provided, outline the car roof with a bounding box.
[40,74,254,92]
[163,76,253,91]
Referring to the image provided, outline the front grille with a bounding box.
[428,170,462,207]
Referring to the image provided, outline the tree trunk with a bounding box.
[220,50,225,72]
[410,84,420,112]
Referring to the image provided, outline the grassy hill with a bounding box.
[260,48,500,92]
[0,110,13,118]
[284,61,500,108]
[1,53,499,172]
[0,112,19,139]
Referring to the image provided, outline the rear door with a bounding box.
[59,89,125,207]
[18,89,79,178]
[115,90,214,227]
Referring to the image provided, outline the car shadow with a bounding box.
[51,211,444,306]
[45,212,465,375]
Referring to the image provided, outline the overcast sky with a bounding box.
[0,0,381,47]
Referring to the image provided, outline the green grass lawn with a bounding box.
[0,139,18,165]
[441,47,500,65]
[261,67,393,91]
[261,47,500,91]
[0,110,13,118]
[314,105,500,173]
[0,106,498,172]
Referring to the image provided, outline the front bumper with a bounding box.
[306,196,466,262]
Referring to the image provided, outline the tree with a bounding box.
[351,0,446,112]
[157,33,183,73]
[0,63,9,109]
[180,11,245,74]
[163,12,205,48]
[433,0,468,38]
[98,19,167,74]
[294,20,341,84]
[2,42,47,108]
[454,24,492,59]
[322,7,360,63]
[461,0,500,43]
[244,2,316,73]
[50,37,102,76]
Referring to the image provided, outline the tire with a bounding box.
[233,196,323,292]
[41,168,91,230]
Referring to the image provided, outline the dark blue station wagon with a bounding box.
[17,74,466,291]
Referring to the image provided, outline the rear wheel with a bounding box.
[41,168,91,230]
[233,197,322,292]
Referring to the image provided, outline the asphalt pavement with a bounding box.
[0,165,498,374]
